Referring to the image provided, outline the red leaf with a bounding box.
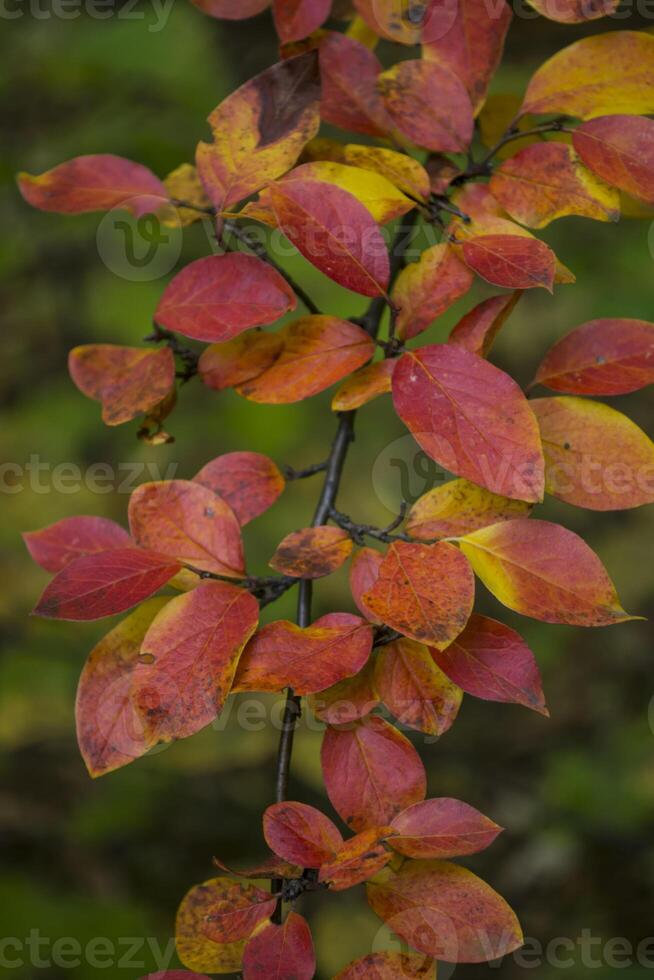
[203,879,277,943]
[321,716,426,831]
[334,952,436,979]
[533,317,654,394]
[318,827,392,890]
[132,582,259,743]
[392,345,545,502]
[462,235,555,291]
[269,180,390,297]
[17,154,167,216]
[308,658,379,725]
[573,114,654,204]
[448,292,522,358]
[194,452,285,526]
[128,480,245,580]
[319,32,392,138]
[154,253,296,343]
[378,61,473,154]
[68,346,175,426]
[269,526,353,578]
[273,0,331,42]
[349,547,383,624]
[391,244,474,341]
[389,798,503,859]
[198,332,284,392]
[233,613,373,695]
[374,638,462,736]
[434,614,549,716]
[32,548,180,622]
[242,912,315,980]
[263,801,344,866]
[23,516,131,573]
[213,855,302,881]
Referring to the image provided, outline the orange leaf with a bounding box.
[68,346,175,426]
[236,316,375,403]
[273,0,330,42]
[391,244,474,341]
[349,547,383,624]
[461,234,555,291]
[154,253,296,343]
[533,317,654,395]
[132,581,259,743]
[332,360,395,411]
[448,292,522,357]
[374,637,462,735]
[199,331,283,392]
[269,525,353,577]
[334,952,436,979]
[366,860,523,962]
[321,715,426,831]
[128,480,245,580]
[202,879,276,944]
[318,827,393,891]
[263,801,344,866]
[17,154,167,216]
[176,878,246,974]
[389,797,503,859]
[23,516,131,573]
[308,658,379,725]
[573,115,654,205]
[233,613,373,695]
[392,345,545,502]
[433,613,549,715]
[406,479,532,541]
[242,912,315,980]
[194,452,285,526]
[318,31,392,138]
[378,61,473,154]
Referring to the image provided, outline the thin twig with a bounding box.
[282,461,329,481]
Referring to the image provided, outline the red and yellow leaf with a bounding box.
[194,452,285,526]
[321,715,427,831]
[573,115,654,204]
[176,878,246,974]
[308,658,379,725]
[406,479,532,541]
[233,613,373,695]
[263,801,344,866]
[458,518,632,626]
[164,162,211,226]
[242,912,315,980]
[391,244,474,341]
[334,952,436,979]
[23,516,131,573]
[68,346,175,426]
[433,613,549,715]
[461,235,555,291]
[532,396,654,510]
[202,879,276,944]
[318,32,392,138]
[199,332,284,392]
[392,345,545,502]
[366,860,523,962]
[374,638,463,735]
[448,292,522,357]
[349,546,383,624]
[332,359,395,411]
[318,827,393,890]
[32,549,180,622]
[269,525,353,577]
[533,317,654,394]
[236,316,375,403]
[389,797,503,859]
[354,0,455,46]
[341,144,431,201]
[154,253,296,343]
[273,0,331,42]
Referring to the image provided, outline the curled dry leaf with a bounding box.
[391,244,474,341]
[23,515,131,573]
[458,518,633,626]
[433,613,549,716]
[269,525,353,577]
[321,715,427,832]
[448,291,522,357]
[533,317,654,395]
[233,613,373,695]
[68,345,175,426]
[406,479,532,541]
[242,912,315,980]
[318,826,393,890]
[263,800,344,866]
[154,253,296,343]
[331,359,395,411]
[389,797,503,859]
[194,452,285,526]
[199,331,283,392]
[375,638,462,736]
[334,951,436,979]
[318,31,392,138]
[392,345,545,503]
[573,115,654,205]
[176,878,246,974]
[531,396,654,511]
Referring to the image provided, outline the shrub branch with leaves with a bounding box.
[18,1,654,977]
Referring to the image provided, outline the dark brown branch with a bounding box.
[144,324,199,381]
[282,460,329,481]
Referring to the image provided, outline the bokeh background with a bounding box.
[2,4,654,977]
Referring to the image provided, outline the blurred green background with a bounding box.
[2,4,654,977]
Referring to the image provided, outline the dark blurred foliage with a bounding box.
[1,4,653,977]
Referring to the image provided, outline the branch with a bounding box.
[328,504,414,545]
[454,119,574,186]
[182,564,297,608]
[144,324,199,381]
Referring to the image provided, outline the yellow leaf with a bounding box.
[407,479,532,540]
[176,877,246,974]
[164,163,211,227]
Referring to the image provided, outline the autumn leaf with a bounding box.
[163,162,211,226]
[212,854,302,881]
[199,332,283,392]
[406,479,532,541]
[458,518,633,626]
[341,144,431,201]
[263,801,344,866]
[334,952,436,979]
[391,244,474,341]
[176,878,246,974]
[236,316,375,403]
[32,549,180,622]
[489,143,619,228]
[17,154,167,216]
[461,235,556,291]
[318,827,393,891]
[521,31,654,119]
[68,346,175,426]
[308,657,379,726]
[525,0,618,21]
[318,32,392,138]
[23,515,131,573]
[378,61,473,153]
[573,115,654,204]
[269,179,390,296]
[194,452,285,526]
[233,613,373,695]
[131,581,259,744]
[349,547,384,624]
[531,396,654,510]
[533,317,654,394]
[196,52,320,210]
[366,860,523,962]
[392,345,545,502]
[242,912,315,980]
[448,292,522,357]
[154,253,296,343]
[374,638,463,735]
[332,360,395,411]
[389,797,503,859]
[354,0,456,45]
[201,879,276,944]
[321,715,426,831]
[269,526,353,577]
[272,0,331,42]
[433,613,549,715]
